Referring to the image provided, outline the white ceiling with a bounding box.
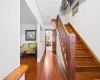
[36,0,62,24]
[20,0,37,24]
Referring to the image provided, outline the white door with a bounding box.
[46,31,52,52]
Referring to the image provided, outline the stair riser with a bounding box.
[76,75,100,80]
[76,73,100,80]
[76,67,100,72]
[76,39,81,42]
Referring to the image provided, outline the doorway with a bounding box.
[45,30,56,53]
[20,0,38,79]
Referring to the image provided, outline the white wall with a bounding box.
[0,0,20,79]
[60,0,100,60]
[40,30,45,42]
[39,29,45,62]
[44,24,56,30]
[25,0,44,29]
[37,23,45,62]
[39,29,45,61]
[56,29,65,67]
[21,0,45,62]
[20,24,37,45]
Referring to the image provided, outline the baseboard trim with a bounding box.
[67,23,100,64]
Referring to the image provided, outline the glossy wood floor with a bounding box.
[20,52,67,80]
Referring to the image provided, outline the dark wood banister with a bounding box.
[57,15,76,80]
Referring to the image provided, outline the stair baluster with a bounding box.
[57,15,76,80]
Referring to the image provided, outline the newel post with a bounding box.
[66,34,76,80]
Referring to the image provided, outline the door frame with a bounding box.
[45,29,56,54]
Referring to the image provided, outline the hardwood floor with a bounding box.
[20,52,67,80]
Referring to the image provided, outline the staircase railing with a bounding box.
[3,65,28,80]
[57,15,76,80]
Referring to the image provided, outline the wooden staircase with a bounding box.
[55,15,100,80]
[64,24,100,80]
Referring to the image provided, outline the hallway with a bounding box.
[21,52,66,80]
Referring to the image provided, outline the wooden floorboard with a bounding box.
[20,52,66,80]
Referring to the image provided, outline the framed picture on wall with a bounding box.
[67,0,75,6]
[25,30,36,41]
[72,2,79,16]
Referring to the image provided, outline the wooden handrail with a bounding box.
[57,15,69,34]
[3,65,28,80]
[57,15,76,80]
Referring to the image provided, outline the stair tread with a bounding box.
[68,31,74,34]
[76,44,86,50]
[76,49,89,54]
[76,72,100,80]
[76,47,87,50]
[76,47,86,50]
[75,57,92,61]
[76,39,82,44]
[76,44,86,49]
[76,41,82,44]
[75,56,92,58]
[75,50,92,58]
[65,26,72,30]
[76,61,100,67]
